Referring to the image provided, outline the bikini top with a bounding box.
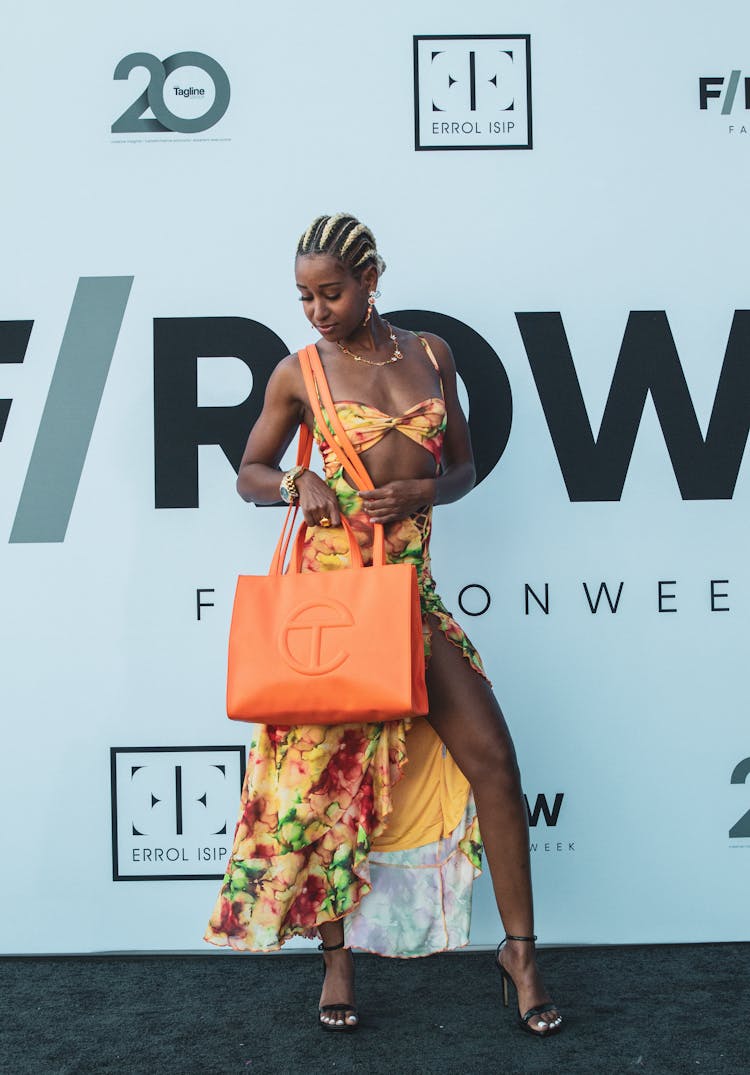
[312,335,447,477]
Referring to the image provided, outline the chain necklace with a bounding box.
[336,320,403,366]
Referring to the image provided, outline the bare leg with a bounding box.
[425,618,562,1032]
[318,919,357,1028]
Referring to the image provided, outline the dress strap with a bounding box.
[414,332,440,371]
[413,333,444,399]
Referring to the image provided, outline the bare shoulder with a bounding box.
[267,351,306,401]
[414,331,456,377]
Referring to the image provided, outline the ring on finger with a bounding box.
[319,515,332,528]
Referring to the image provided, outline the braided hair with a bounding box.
[296,213,386,277]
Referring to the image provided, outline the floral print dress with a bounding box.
[204,340,487,957]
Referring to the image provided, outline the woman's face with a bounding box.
[295,254,372,341]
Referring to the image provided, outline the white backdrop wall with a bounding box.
[1,0,749,953]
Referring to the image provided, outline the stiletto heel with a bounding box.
[495,934,563,1038]
[318,940,358,1032]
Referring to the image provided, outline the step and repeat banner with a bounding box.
[1,1,748,953]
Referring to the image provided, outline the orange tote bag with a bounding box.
[226,346,428,727]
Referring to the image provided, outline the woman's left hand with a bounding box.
[359,479,436,524]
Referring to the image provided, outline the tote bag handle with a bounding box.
[297,344,386,566]
[269,347,373,575]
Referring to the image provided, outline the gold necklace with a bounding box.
[336,321,404,366]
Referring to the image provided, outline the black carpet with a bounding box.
[2,944,748,1075]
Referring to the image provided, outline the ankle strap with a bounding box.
[318,941,346,952]
[496,933,537,957]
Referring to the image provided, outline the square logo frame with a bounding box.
[110,745,246,882]
[413,34,533,151]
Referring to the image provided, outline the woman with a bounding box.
[205,213,563,1037]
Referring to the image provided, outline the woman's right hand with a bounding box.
[295,470,341,528]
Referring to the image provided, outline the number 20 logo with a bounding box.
[730,757,750,838]
[112,51,230,134]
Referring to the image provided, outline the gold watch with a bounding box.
[279,465,306,504]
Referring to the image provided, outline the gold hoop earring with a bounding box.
[363,289,381,327]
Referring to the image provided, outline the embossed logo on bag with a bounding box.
[280,600,354,675]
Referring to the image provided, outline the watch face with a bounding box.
[280,484,291,504]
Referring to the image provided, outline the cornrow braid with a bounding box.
[296,212,386,277]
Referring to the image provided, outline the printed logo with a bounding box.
[730,757,750,842]
[458,584,491,617]
[413,35,532,150]
[699,71,750,134]
[112,51,230,136]
[526,792,564,827]
[110,746,245,880]
[526,792,576,855]
[280,600,353,675]
[5,300,750,544]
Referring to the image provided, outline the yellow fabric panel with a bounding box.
[371,718,470,853]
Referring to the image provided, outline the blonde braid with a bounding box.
[340,222,368,257]
[297,215,326,255]
[295,212,386,277]
[319,212,347,250]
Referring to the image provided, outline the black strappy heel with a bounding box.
[318,940,358,1032]
[495,934,563,1037]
